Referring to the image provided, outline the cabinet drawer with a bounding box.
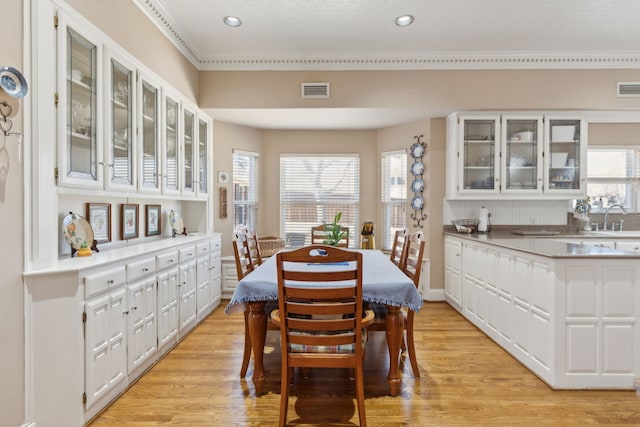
[127,257,156,282]
[157,250,179,271]
[196,242,210,257]
[210,237,221,253]
[179,245,197,263]
[85,266,126,298]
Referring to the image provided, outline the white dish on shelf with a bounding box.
[551,153,568,168]
[552,126,575,141]
[511,130,533,142]
[62,212,94,250]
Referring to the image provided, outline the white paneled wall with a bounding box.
[444,199,570,226]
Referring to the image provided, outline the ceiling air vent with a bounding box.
[617,82,640,97]
[301,83,330,99]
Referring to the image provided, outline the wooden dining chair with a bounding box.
[242,226,263,266]
[366,230,424,378]
[270,245,374,427]
[401,231,426,378]
[233,231,280,378]
[310,224,350,247]
[389,228,408,268]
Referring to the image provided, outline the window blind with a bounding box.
[280,154,359,247]
[233,150,259,229]
[381,150,407,249]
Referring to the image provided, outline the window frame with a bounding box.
[279,154,360,248]
[586,145,639,213]
[233,149,259,230]
[381,150,407,250]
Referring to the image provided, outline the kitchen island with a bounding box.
[444,231,640,390]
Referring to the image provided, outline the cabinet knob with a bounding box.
[107,279,114,285]
[143,267,149,272]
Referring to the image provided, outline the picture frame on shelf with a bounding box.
[121,203,139,240]
[86,202,111,243]
[146,204,161,236]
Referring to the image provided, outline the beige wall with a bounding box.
[1,0,24,425]
[213,121,263,256]
[589,123,640,145]
[200,69,640,111]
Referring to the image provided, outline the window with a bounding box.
[381,150,407,249]
[586,147,639,212]
[280,154,359,248]
[233,150,259,230]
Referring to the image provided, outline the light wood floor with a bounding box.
[90,301,640,426]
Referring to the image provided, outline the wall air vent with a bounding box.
[617,82,640,97]
[301,82,330,99]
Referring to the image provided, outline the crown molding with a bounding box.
[134,0,640,72]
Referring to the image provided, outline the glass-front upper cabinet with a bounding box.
[457,115,500,195]
[105,53,135,191]
[197,117,210,198]
[501,115,543,194]
[182,106,196,195]
[544,117,587,195]
[163,93,180,195]
[138,73,161,194]
[59,23,102,189]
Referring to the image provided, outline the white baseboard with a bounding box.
[423,288,445,301]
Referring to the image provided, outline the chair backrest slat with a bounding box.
[232,231,254,280]
[390,228,408,268]
[402,231,426,288]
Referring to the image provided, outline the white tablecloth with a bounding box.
[225,249,423,314]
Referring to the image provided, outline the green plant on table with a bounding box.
[323,212,347,246]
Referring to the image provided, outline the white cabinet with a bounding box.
[446,112,586,199]
[126,276,157,375]
[221,255,239,299]
[157,249,179,350]
[209,237,222,308]
[178,246,197,332]
[615,241,640,252]
[444,237,462,309]
[182,104,196,196]
[137,71,161,194]
[162,91,180,195]
[83,266,127,409]
[196,242,211,317]
[196,116,211,199]
[543,117,588,195]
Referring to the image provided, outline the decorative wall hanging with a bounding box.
[219,187,228,219]
[409,134,428,228]
[86,202,111,243]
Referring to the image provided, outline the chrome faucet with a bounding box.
[602,204,627,231]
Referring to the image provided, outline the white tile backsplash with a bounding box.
[444,199,570,226]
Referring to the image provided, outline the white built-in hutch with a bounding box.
[23,1,220,425]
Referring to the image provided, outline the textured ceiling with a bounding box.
[134,0,640,129]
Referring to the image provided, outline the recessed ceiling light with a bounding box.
[395,15,414,27]
[223,16,242,27]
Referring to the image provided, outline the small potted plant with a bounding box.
[323,212,347,246]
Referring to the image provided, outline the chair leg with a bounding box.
[406,310,420,378]
[240,310,252,377]
[355,363,367,427]
[279,361,291,427]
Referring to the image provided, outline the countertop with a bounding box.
[443,230,640,259]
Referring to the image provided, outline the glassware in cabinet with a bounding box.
[138,75,160,193]
[459,116,500,193]
[107,57,134,190]
[62,26,101,188]
[182,107,195,195]
[163,95,179,194]
[544,117,586,194]
[501,116,543,193]
[197,117,209,197]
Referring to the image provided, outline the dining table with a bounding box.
[225,248,423,396]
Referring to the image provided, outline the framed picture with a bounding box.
[146,204,161,236]
[121,204,139,240]
[86,202,111,243]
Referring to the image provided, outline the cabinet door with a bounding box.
[84,287,126,409]
[457,115,501,195]
[157,268,179,347]
[209,251,221,308]
[196,255,211,316]
[182,106,196,195]
[126,277,157,374]
[544,117,587,195]
[444,237,462,309]
[58,20,103,189]
[138,72,161,194]
[501,115,543,195]
[196,116,210,198]
[178,261,197,331]
[163,93,180,195]
[105,52,136,191]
